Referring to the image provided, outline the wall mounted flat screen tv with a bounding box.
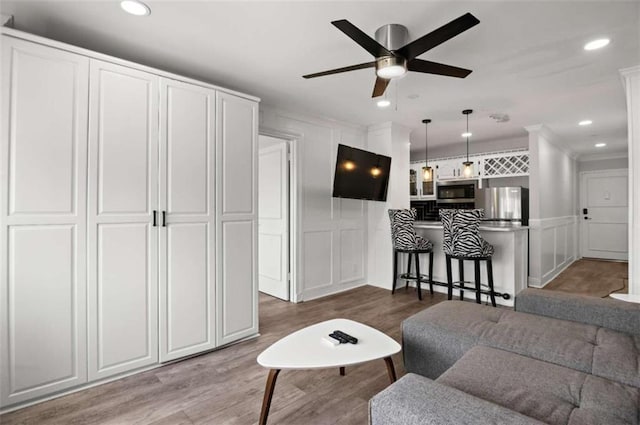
[332,144,392,202]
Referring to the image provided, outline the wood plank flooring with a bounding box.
[1,286,446,425]
[544,259,628,297]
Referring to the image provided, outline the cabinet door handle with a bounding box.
[153,210,157,227]
[162,211,167,227]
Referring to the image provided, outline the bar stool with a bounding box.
[388,209,434,300]
[439,209,497,307]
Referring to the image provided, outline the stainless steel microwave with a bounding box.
[436,181,477,204]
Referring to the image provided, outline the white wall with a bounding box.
[259,105,369,301]
[366,123,411,290]
[410,135,528,161]
[621,65,640,296]
[527,125,578,287]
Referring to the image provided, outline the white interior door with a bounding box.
[258,138,289,300]
[580,169,628,260]
[159,78,216,362]
[1,37,89,407]
[87,59,159,380]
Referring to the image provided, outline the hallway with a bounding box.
[544,259,628,297]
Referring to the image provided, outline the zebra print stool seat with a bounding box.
[388,209,434,300]
[440,209,497,307]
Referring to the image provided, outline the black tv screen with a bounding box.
[332,144,392,202]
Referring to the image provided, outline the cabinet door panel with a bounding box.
[218,93,256,216]
[219,220,256,343]
[95,224,154,371]
[216,93,258,346]
[159,79,216,362]
[87,60,158,380]
[1,37,88,408]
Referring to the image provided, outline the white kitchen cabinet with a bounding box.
[0,38,89,406]
[158,78,217,362]
[436,159,459,180]
[1,29,259,410]
[216,92,258,346]
[410,161,435,199]
[87,59,159,380]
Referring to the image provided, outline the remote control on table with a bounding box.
[333,330,358,344]
[328,333,348,344]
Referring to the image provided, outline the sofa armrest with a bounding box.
[515,288,640,336]
[369,373,544,425]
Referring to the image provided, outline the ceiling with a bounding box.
[2,1,638,159]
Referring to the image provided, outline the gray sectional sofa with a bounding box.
[370,289,640,425]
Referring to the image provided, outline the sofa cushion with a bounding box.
[515,288,640,337]
[403,301,640,388]
[437,346,640,425]
[370,373,545,425]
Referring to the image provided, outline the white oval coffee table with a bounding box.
[256,318,401,425]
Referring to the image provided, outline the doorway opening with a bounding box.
[258,132,297,302]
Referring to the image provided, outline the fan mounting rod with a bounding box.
[374,24,409,50]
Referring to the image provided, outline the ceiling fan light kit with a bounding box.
[303,13,480,98]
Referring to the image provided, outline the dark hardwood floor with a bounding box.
[1,286,446,425]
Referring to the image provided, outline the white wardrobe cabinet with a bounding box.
[1,31,259,410]
[0,37,89,407]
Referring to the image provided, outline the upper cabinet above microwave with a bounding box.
[409,150,529,199]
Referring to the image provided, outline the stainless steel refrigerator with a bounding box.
[476,187,529,225]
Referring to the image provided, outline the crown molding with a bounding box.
[578,151,628,162]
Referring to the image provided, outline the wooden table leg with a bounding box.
[339,366,345,376]
[259,369,281,425]
[383,356,397,383]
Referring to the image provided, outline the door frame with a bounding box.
[258,128,300,303]
[578,168,629,260]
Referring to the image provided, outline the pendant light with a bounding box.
[421,119,432,181]
[462,109,473,178]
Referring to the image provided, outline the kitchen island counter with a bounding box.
[408,221,528,306]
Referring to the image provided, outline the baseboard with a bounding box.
[300,281,366,302]
[540,257,576,287]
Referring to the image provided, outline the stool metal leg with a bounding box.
[405,253,412,289]
[428,251,434,295]
[446,255,453,300]
[474,259,482,304]
[391,250,398,294]
[414,252,422,300]
[458,259,465,301]
[487,258,496,307]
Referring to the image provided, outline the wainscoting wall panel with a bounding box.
[528,216,578,287]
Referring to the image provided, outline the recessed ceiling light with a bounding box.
[121,0,150,16]
[584,38,610,51]
[579,120,593,126]
[595,143,607,148]
[461,132,472,138]
[377,99,391,108]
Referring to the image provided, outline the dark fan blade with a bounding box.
[396,13,480,60]
[303,62,375,79]
[372,77,390,98]
[332,19,393,58]
[407,59,472,78]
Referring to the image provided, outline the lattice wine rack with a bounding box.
[483,151,529,177]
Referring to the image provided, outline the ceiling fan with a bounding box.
[303,13,480,98]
